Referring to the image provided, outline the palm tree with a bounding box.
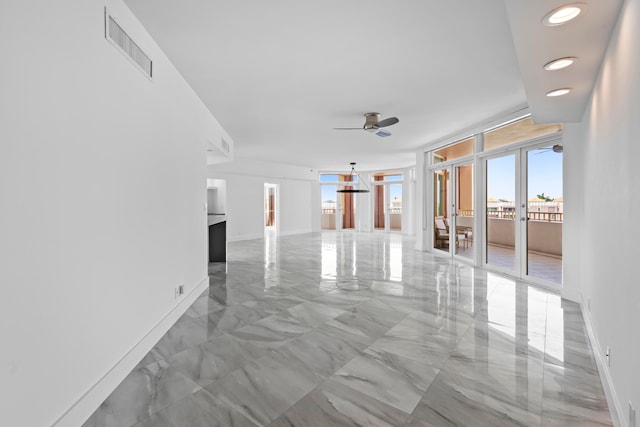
[536,192,553,201]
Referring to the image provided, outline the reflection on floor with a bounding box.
[85,232,609,427]
[440,242,563,285]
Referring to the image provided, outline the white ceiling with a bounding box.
[124,0,621,171]
[505,0,623,124]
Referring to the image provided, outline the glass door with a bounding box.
[321,185,337,230]
[485,155,517,273]
[454,163,474,258]
[373,179,403,233]
[525,144,563,284]
[433,163,474,257]
[483,143,563,286]
[389,183,402,231]
[433,168,450,252]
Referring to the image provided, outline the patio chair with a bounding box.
[435,218,450,248]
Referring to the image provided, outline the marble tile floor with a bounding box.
[84,232,610,427]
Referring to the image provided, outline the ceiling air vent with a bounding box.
[105,9,152,79]
[221,138,230,153]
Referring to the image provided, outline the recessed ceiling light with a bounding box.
[546,88,572,97]
[544,57,577,71]
[542,3,584,26]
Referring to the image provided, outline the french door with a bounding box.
[432,161,474,259]
[373,181,403,232]
[483,141,563,285]
[320,184,356,231]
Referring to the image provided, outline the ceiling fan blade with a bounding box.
[333,127,362,130]
[378,117,399,128]
[376,128,391,137]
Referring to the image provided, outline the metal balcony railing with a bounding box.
[487,211,563,222]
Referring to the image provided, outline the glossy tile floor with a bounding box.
[441,243,563,285]
[84,232,611,427]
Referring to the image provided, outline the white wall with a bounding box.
[402,167,415,235]
[208,159,320,241]
[356,172,373,232]
[0,1,231,426]
[565,0,640,422]
[415,150,428,250]
[560,123,583,303]
[207,179,227,213]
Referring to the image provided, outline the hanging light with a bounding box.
[336,162,370,193]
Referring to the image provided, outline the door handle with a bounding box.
[520,217,526,221]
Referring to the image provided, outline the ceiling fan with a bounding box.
[334,112,399,137]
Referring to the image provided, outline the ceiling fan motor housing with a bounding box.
[363,112,380,132]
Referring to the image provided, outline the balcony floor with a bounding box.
[441,241,562,285]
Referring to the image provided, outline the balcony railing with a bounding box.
[528,212,563,222]
[487,211,563,222]
[322,208,403,215]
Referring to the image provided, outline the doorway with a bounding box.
[264,183,277,229]
[373,173,403,232]
[432,163,473,258]
[484,143,563,285]
[320,173,357,231]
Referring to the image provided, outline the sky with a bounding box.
[487,148,563,200]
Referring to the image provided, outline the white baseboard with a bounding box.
[580,296,624,427]
[52,276,210,427]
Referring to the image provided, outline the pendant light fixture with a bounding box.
[336,162,370,193]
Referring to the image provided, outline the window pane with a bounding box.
[320,174,338,182]
[433,169,450,252]
[527,146,563,284]
[321,185,337,230]
[390,183,402,231]
[433,137,474,163]
[484,117,562,151]
[455,163,473,258]
[486,155,516,270]
[320,174,358,182]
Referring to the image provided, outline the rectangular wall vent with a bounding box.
[221,138,230,153]
[105,9,153,79]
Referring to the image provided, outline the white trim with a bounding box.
[427,153,475,171]
[476,133,563,159]
[53,276,210,427]
[581,296,624,427]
